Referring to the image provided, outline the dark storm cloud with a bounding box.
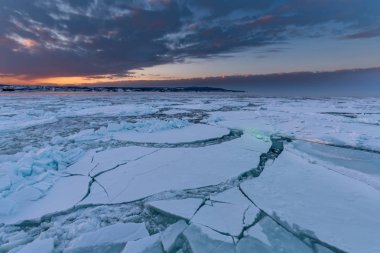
[0,0,379,78]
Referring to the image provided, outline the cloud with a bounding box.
[6,33,39,50]
[341,27,380,39]
[0,0,379,79]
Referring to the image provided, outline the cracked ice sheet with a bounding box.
[0,133,268,224]
[66,147,159,177]
[0,147,159,223]
[82,134,270,205]
[241,143,380,253]
[113,124,229,143]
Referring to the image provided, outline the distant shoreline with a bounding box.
[0,85,243,93]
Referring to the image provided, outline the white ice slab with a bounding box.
[192,202,247,237]
[121,233,161,253]
[64,222,148,253]
[245,217,313,253]
[160,220,188,252]
[236,237,271,253]
[1,176,89,224]
[183,224,235,253]
[191,187,259,236]
[241,145,380,253]
[16,238,54,253]
[147,198,203,220]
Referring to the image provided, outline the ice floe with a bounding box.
[1,93,379,253]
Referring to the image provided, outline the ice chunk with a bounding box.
[192,202,247,237]
[122,233,162,253]
[182,224,235,253]
[0,197,15,216]
[0,175,11,192]
[236,237,271,253]
[17,166,32,177]
[245,221,270,246]
[17,238,54,253]
[246,217,313,253]
[64,222,149,253]
[160,220,188,252]
[315,244,335,253]
[0,231,33,253]
[147,198,203,220]
[192,188,260,236]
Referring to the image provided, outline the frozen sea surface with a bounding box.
[0,92,379,253]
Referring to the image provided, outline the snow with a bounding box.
[147,198,203,220]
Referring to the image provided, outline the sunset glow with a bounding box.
[0,0,379,86]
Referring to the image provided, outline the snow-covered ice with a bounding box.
[0,92,379,253]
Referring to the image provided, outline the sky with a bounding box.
[0,0,380,86]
